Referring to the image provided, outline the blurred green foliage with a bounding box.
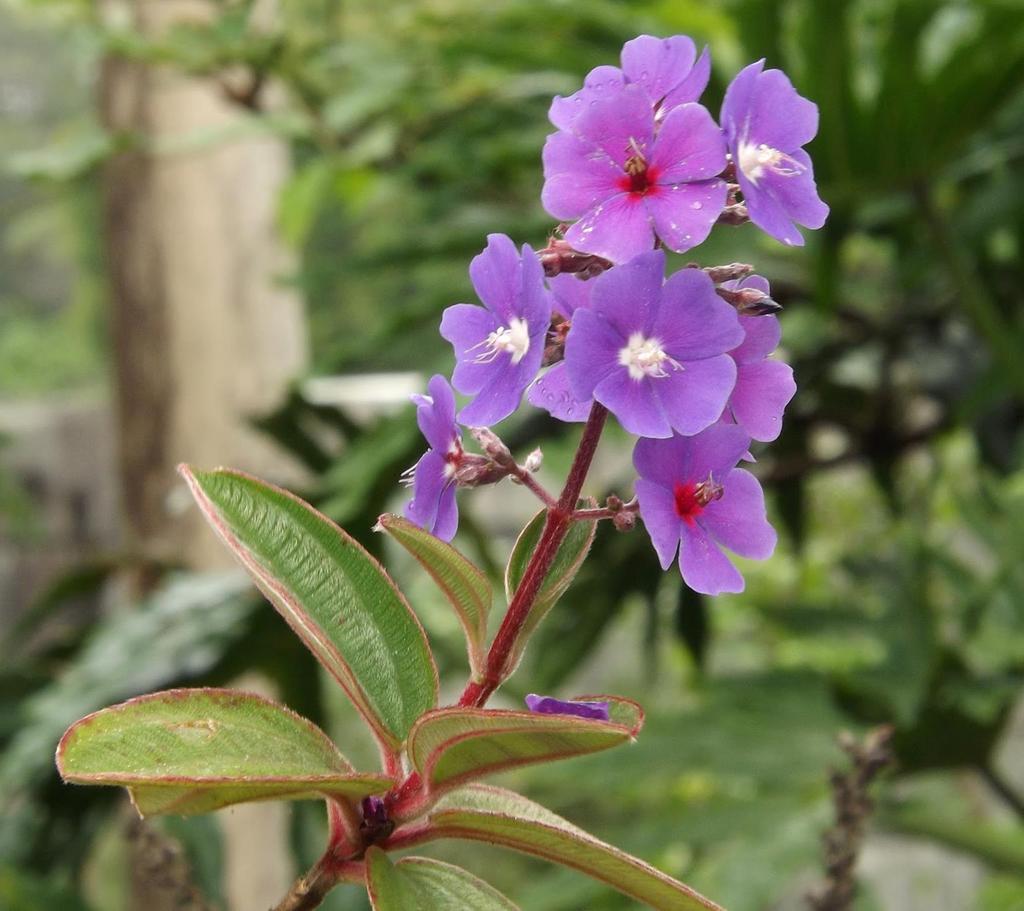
[2,0,1024,908]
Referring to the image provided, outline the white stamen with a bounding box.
[737,140,806,186]
[468,317,531,365]
[618,332,681,381]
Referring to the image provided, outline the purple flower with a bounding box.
[634,423,777,595]
[525,694,610,722]
[527,273,594,423]
[564,250,742,439]
[721,60,829,246]
[724,276,796,442]
[549,34,711,130]
[403,374,462,541]
[440,234,551,426]
[542,83,728,264]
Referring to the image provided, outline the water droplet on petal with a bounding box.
[690,201,703,210]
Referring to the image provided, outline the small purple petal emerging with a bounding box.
[525,694,611,722]
[528,362,592,423]
[550,35,712,132]
[543,86,727,263]
[440,234,552,426]
[564,251,742,439]
[723,276,797,442]
[634,424,777,595]
[721,60,829,246]
[404,375,462,542]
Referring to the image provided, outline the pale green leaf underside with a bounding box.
[57,688,393,816]
[366,849,519,910]
[429,786,723,911]
[376,514,490,676]
[409,699,642,791]
[504,510,596,668]
[182,466,438,747]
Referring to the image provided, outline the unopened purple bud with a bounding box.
[525,694,610,721]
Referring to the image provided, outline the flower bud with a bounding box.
[524,448,543,473]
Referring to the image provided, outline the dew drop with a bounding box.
[690,201,703,210]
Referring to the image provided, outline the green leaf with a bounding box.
[56,688,393,816]
[428,785,722,911]
[375,513,491,677]
[180,466,438,748]
[408,697,643,793]
[365,848,519,910]
[504,510,596,671]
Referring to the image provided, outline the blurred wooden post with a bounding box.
[99,0,308,574]
[98,1,304,907]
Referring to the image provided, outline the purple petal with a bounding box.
[565,192,655,264]
[620,35,697,106]
[645,180,727,254]
[548,65,626,131]
[732,314,782,364]
[469,234,522,322]
[548,272,593,318]
[740,171,806,246]
[700,468,776,559]
[724,274,771,296]
[440,303,501,394]
[758,149,829,230]
[662,45,711,109]
[432,481,459,542]
[652,354,737,436]
[736,63,820,152]
[729,359,795,442]
[593,370,672,439]
[654,268,744,360]
[405,450,456,539]
[415,374,459,452]
[719,59,761,145]
[525,694,611,721]
[563,307,626,402]
[649,103,727,184]
[542,132,622,220]
[634,424,752,487]
[572,83,654,169]
[679,520,744,595]
[528,362,591,423]
[517,244,553,329]
[457,352,540,427]
[635,478,682,570]
[588,249,665,337]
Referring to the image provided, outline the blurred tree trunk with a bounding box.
[98,2,303,908]
[100,0,308,575]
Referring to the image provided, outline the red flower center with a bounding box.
[673,476,725,525]
[673,481,704,525]
[619,152,660,196]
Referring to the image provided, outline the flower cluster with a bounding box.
[402,34,826,597]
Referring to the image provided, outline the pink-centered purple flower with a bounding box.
[724,275,796,442]
[542,83,728,264]
[634,423,777,595]
[549,34,711,131]
[527,273,594,423]
[721,60,829,246]
[564,250,743,439]
[525,694,610,722]
[403,374,462,542]
[440,234,551,426]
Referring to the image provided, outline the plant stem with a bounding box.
[459,404,608,707]
[271,859,337,911]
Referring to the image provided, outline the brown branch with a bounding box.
[806,726,895,911]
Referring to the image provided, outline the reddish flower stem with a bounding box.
[459,403,608,708]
